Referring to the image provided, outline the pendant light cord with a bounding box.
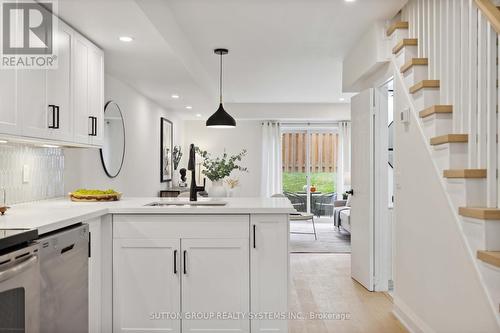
[219,52,223,104]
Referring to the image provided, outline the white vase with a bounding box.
[208,180,227,197]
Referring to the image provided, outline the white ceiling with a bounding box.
[57,0,405,119]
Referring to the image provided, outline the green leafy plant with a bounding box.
[195,147,248,182]
[172,146,183,170]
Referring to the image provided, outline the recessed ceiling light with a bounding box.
[41,144,59,148]
[0,140,7,144]
[119,36,134,42]
[185,106,193,110]
[345,0,356,2]
[196,114,202,117]
[171,94,180,99]
[339,98,345,101]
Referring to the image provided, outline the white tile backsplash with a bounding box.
[0,143,64,205]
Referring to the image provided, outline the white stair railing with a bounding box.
[402,0,500,208]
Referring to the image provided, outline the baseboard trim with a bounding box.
[393,297,436,333]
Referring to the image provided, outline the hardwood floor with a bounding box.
[289,254,408,333]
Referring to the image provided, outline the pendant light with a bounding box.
[206,48,236,128]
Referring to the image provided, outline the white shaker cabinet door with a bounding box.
[181,238,250,333]
[250,214,289,332]
[0,68,20,135]
[46,21,73,142]
[113,238,181,333]
[18,68,49,139]
[87,45,104,147]
[73,36,91,145]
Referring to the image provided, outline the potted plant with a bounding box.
[196,148,248,197]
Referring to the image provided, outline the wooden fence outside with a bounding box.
[282,132,338,173]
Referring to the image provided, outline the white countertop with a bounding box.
[0,197,295,234]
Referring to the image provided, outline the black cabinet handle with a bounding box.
[55,106,60,129]
[173,250,177,274]
[183,250,187,275]
[88,116,97,136]
[253,224,256,249]
[88,231,91,258]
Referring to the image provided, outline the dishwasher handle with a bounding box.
[60,244,75,255]
[0,255,38,283]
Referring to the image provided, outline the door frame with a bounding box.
[281,125,338,213]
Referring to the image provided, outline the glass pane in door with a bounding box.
[282,132,308,212]
[309,132,338,217]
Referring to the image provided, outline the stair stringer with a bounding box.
[391,60,500,332]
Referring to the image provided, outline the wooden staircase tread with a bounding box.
[401,58,429,73]
[443,169,486,178]
[387,21,409,36]
[392,38,418,54]
[477,251,500,268]
[419,105,453,118]
[409,80,440,94]
[459,207,500,220]
[430,134,468,145]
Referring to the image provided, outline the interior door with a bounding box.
[181,238,249,333]
[113,238,181,333]
[350,88,375,291]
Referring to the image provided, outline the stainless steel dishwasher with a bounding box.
[39,224,89,333]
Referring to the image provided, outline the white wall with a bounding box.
[183,120,262,197]
[392,76,499,332]
[342,22,390,92]
[64,74,184,196]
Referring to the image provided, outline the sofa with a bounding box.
[333,196,351,234]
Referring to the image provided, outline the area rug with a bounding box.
[290,217,351,253]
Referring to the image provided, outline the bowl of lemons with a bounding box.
[69,189,122,202]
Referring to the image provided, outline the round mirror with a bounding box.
[100,101,125,178]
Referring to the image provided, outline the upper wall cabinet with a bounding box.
[0,15,104,147]
[74,34,104,146]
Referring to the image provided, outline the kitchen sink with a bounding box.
[145,199,228,207]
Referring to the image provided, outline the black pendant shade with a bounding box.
[206,103,236,127]
[207,48,236,128]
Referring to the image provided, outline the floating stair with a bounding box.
[444,169,487,179]
[477,251,500,268]
[430,134,468,145]
[401,58,428,73]
[459,207,500,220]
[419,105,453,118]
[387,21,409,36]
[410,80,440,94]
[392,38,418,54]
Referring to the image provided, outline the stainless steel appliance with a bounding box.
[0,229,40,333]
[39,224,89,333]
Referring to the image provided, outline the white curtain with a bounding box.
[261,122,282,197]
[336,121,351,195]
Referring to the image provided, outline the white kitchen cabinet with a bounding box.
[0,9,104,147]
[0,68,20,135]
[251,214,289,333]
[113,238,181,333]
[73,34,104,146]
[88,218,102,333]
[46,21,73,142]
[111,214,288,333]
[18,68,49,139]
[182,238,249,333]
[88,45,104,146]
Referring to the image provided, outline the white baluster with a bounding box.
[468,2,479,168]
[486,21,497,207]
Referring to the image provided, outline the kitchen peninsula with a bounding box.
[0,197,293,333]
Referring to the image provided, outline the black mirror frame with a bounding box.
[100,101,126,178]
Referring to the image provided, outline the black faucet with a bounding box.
[188,144,206,201]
